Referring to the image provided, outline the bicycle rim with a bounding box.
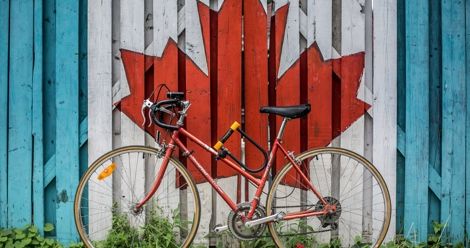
[266,147,391,248]
[74,146,200,248]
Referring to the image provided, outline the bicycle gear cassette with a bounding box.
[227,202,266,240]
[315,196,342,229]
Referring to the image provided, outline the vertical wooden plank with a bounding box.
[32,0,44,233]
[339,0,365,155]
[0,0,9,228]
[55,0,79,242]
[7,0,33,227]
[152,0,179,136]
[466,0,470,244]
[275,1,301,171]
[396,0,405,233]
[244,0,268,172]
[307,0,332,60]
[119,0,146,229]
[341,0,364,56]
[440,0,466,241]
[43,4,58,229]
[404,0,429,241]
[373,0,397,239]
[184,0,212,183]
[428,0,441,230]
[43,0,57,231]
[88,0,113,240]
[306,0,332,149]
[216,0,242,177]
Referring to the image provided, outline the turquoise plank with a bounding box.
[0,0,9,228]
[404,0,429,242]
[428,0,441,232]
[32,0,45,234]
[43,0,57,231]
[466,0,470,246]
[55,0,80,243]
[440,0,466,242]
[7,0,34,227]
[396,0,405,233]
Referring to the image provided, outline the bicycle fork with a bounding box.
[134,134,178,211]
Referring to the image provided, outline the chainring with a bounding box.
[227,202,266,240]
[314,196,342,229]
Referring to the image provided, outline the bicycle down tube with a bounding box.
[137,126,330,221]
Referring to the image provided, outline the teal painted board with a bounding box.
[78,0,88,229]
[32,0,45,234]
[43,0,57,231]
[7,0,34,227]
[466,0,470,244]
[55,0,80,242]
[440,0,466,242]
[404,0,429,241]
[0,0,9,228]
[428,0,441,231]
[396,0,405,233]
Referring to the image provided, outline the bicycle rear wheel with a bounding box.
[74,146,200,248]
[266,147,391,248]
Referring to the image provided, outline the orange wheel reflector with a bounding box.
[97,163,116,181]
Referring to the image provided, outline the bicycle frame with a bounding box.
[136,123,332,221]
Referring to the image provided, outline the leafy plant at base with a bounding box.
[0,224,62,248]
[97,205,183,248]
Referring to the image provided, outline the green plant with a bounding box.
[0,224,62,248]
[95,206,183,248]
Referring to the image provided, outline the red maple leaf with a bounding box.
[116,2,369,183]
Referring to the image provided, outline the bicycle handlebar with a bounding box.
[150,99,182,130]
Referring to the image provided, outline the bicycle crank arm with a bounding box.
[213,225,228,233]
[245,212,285,228]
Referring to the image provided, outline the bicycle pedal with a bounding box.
[213,225,228,233]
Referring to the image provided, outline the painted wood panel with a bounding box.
[88,0,113,241]
[0,0,88,243]
[32,0,45,233]
[397,0,470,243]
[243,0,268,175]
[403,0,430,242]
[440,0,466,241]
[0,0,9,228]
[55,0,80,241]
[7,0,34,227]
[86,0,396,245]
[372,0,397,240]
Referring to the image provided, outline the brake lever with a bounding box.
[141,99,154,127]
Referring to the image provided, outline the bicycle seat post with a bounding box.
[277,117,290,141]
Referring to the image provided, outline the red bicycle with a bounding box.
[75,91,391,248]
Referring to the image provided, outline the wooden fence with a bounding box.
[0,0,87,243]
[89,0,396,245]
[397,0,470,244]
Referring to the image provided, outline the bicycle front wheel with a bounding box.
[266,147,391,248]
[74,146,200,248]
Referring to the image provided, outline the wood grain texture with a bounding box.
[466,0,470,244]
[243,0,268,174]
[404,0,429,241]
[88,0,113,240]
[32,0,45,233]
[273,4,301,173]
[0,0,9,228]
[184,2,212,183]
[7,0,33,227]
[372,0,397,239]
[55,0,80,242]
[215,0,242,177]
[440,0,466,241]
